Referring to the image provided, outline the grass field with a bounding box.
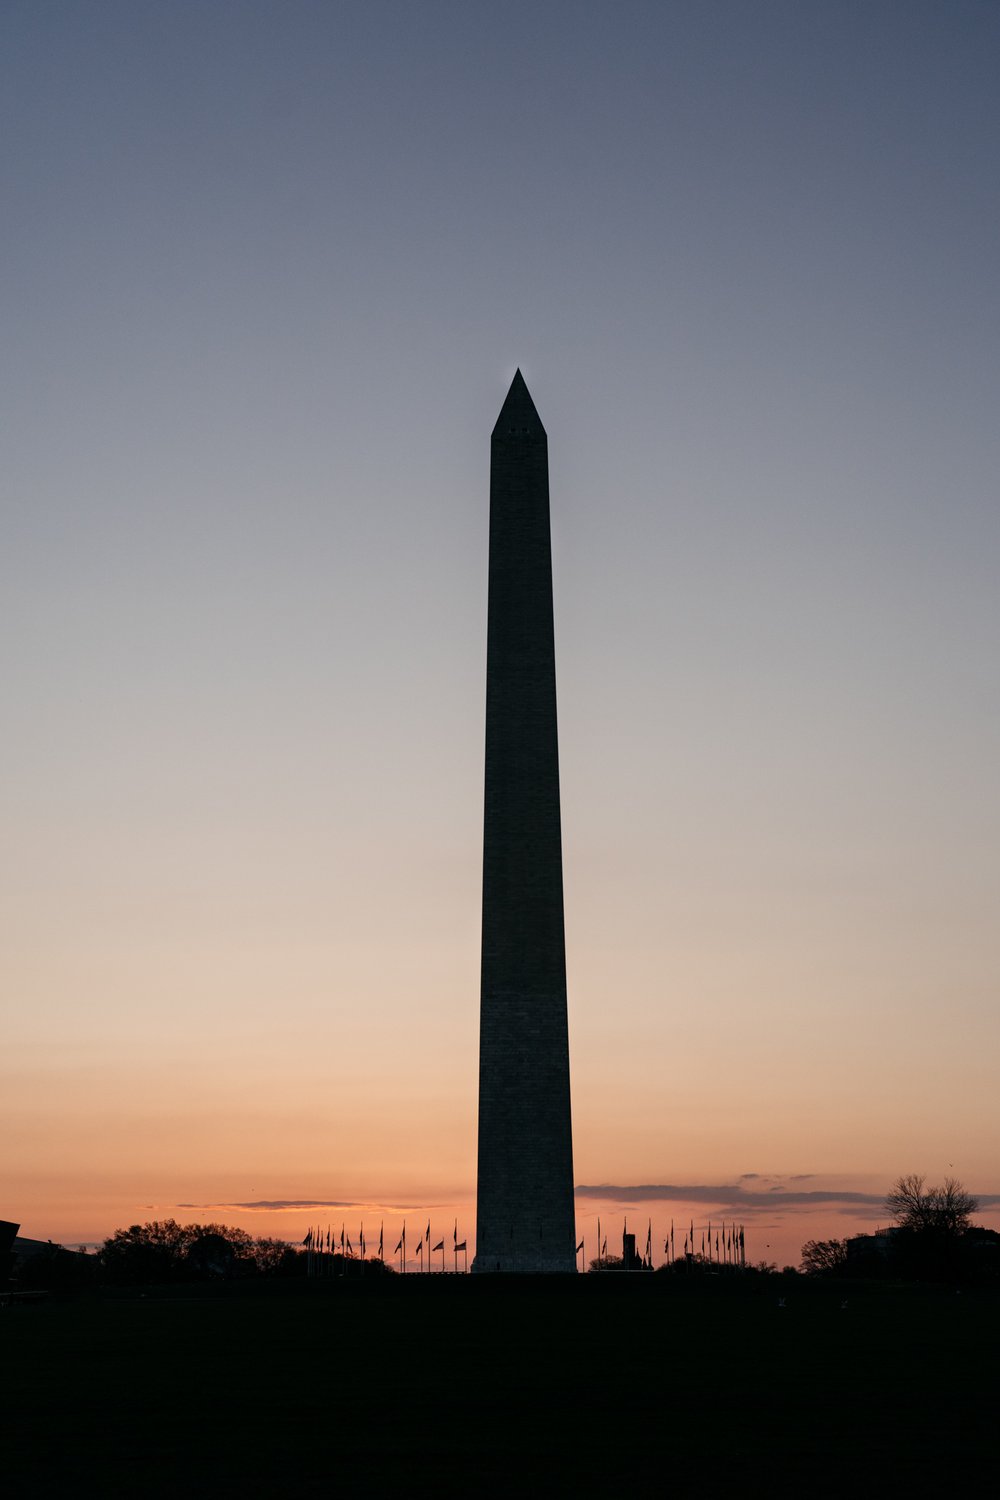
[3,1275,997,1494]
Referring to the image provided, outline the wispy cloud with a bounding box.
[574,1181,1000,1219]
[576,1181,884,1210]
[177,1200,355,1213]
[578,1182,869,1218]
[175,1199,451,1214]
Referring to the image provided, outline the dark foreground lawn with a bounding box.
[2,1274,997,1494]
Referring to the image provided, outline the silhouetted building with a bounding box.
[474,372,576,1274]
[846,1223,1000,1282]
[0,1220,18,1287]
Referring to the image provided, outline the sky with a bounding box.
[3,0,999,1271]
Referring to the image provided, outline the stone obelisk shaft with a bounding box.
[474,370,575,1274]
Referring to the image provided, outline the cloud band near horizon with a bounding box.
[176,1200,454,1214]
[573,1184,1000,1217]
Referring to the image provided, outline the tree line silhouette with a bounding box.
[9,1175,997,1292]
[8,1218,395,1290]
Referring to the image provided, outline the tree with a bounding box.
[252,1236,294,1275]
[187,1223,262,1277]
[800,1238,848,1275]
[186,1231,244,1278]
[588,1254,625,1272]
[100,1219,194,1283]
[885,1175,978,1235]
[100,1220,286,1284]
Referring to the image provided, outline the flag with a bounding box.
[425,1221,431,1243]
[340,1225,345,1253]
[454,1219,458,1247]
[393,1237,403,1254]
[602,1237,607,1255]
[360,1223,366,1257]
[303,1230,312,1247]
[645,1219,652,1265]
[455,1240,467,1252]
[347,1236,354,1255]
[379,1223,384,1259]
[415,1240,423,1256]
[432,1240,444,1252]
[576,1239,584,1254]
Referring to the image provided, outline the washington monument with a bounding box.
[474,370,576,1274]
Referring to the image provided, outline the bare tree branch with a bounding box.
[885,1174,978,1235]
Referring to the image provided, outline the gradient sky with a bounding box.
[3,1,999,1269]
